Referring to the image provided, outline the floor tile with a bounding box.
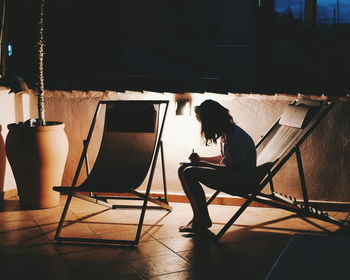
[0,209,31,223]
[158,236,196,252]
[97,225,155,242]
[115,239,176,260]
[60,247,123,271]
[248,252,283,279]
[0,262,10,280]
[145,224,187,239]
[214,225,272,244]
[67,197,110,214]
[40,221,100,241]
[0,224,49,248]
[84,218,146,234]
[127,253,192,278]
[147,270,194,280]
[176,245,260,280]
[73,261,143,280]
[0,243,72,280]
[9,269,76,280]
[27,205,67,218]
[0,196,345,280]
[52,241,104,255]
[0,219,38,233]
[221,234,290,261]
[72,208,122,223]
[30,208,78,226]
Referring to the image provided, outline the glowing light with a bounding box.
[7,43,12,56]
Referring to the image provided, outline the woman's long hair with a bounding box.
[194,99,233,145]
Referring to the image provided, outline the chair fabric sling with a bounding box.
[80,102,159,192]
[53,100,172,245]
[206,98,348,240]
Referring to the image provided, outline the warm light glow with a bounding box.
[163,93,223,166]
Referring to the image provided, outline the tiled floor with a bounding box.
[0,195,348,280]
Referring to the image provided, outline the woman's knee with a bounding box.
[178,164,188,179]
[182,166,198,181]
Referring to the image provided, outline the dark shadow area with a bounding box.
[3,0,349,94]
[265,233,350,280]
[0,125,5,194]
[0,249,68,279]
[0,198,21,211]
[3,0,256,93]
[182,213,350,279]
[182,230,292,280]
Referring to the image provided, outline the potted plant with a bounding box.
[5,0,68,209]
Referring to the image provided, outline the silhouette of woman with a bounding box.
[178,99,256,232]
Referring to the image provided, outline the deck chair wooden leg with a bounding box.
[216,194,258,240]
[54,194,73,240]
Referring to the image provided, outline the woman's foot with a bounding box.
[179,218,212,233]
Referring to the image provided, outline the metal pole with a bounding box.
[134,101,169,244]
[295,145,309,209]
[160,140,168,201]
[71,103,101,187]
[54,194,73,240]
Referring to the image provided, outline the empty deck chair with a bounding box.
[53,100,172,245]
[206,98,348,240]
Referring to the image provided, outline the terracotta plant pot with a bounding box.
[5,122,69,209]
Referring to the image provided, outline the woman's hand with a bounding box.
[188,152,200,163]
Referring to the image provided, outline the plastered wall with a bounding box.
[42,91,350,202]
[0,89,31,195]
[1,90,349,202]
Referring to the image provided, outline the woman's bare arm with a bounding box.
[189,153,222,164]
[191,160,227,171]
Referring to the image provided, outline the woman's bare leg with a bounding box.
[178,164,200,226]
[178,166,213,231]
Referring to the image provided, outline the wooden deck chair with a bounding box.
[53,100,172,245]
[206,98,348,240]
